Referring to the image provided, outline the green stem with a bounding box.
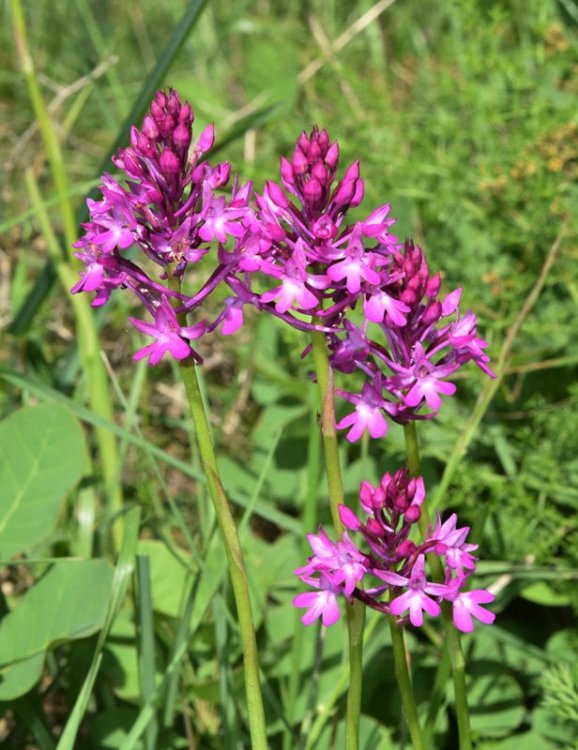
[403,422,472,750]
[310,327,364,750]
[167,273,267,748]
[310,329,345,530]
[177,359,268,749]
[345,599,365,750]
[388,616,426,750]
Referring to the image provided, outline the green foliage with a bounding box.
[2,0,578,747]
[0,559,113,700]
[0,404,88,559]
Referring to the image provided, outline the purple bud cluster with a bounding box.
[72,89,252,363]
[294,468,495,632]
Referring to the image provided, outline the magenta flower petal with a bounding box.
[451,590,496,633]
[293,587,341,627]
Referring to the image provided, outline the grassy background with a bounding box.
[2,0,578,748]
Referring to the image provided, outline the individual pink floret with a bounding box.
[374,556,448,627]
[293,574,343,627]
[130,297,205,366]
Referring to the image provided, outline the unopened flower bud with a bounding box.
[179,102,193,124]
[380,472,393,491]
[267,181,289,208]
[297,131,309,152]
[394,493,409,512]
[196,123,215,154]
[167,90,180,115]
[160,148,179,174]
[293,148,308,175]
[173,124,191,149]
[318,129,329,151]
[192,163,207,184]
[422,301,441,325]
[367,517,382,536]
[137,133,153,156]
[342,161,360,182]
[400,288,416,306]
[397,539,416,558]
[403,257,416,276]
[405,505,421,524]
[407,275,421,293]
[332,178,355,207]
[325,142,339,168]
[426,272,441,298]
[142,116,159,140]
[160,114,176,138]
[339,504,361,530]
[359,480,375,507]
[372,484,386,509]
[308,141,321,162]
[280,157,295,185]
[304,177,322,205]
[312,162,328,186]
[350,178,365,207]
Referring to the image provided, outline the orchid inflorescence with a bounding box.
[293,467,495,632]
[72,89,496,633]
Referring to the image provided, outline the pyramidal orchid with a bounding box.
[72,88,253,364]
[293,468,495,633]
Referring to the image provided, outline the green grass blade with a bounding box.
[55,505,142,750]
[213,594,239,750]
[135,555,158,750]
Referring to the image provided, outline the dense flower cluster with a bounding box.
[244,128,495,442]
[293,468,495,632]
[72,89,495,633]
[73,91,493,435]
[330,241,494,442]
[72,89,253,364]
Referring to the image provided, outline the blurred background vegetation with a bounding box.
[1,0,578,748]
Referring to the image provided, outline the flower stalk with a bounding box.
[177,358,268,749]
[389,614,426,750]
[310,327,365,750]
[403,422,472,750]
[169,273,268,749]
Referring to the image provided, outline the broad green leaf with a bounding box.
[0,369,301,533]
[0,559,113,673]
[469,669,525,737]
[0,404,87,559]
[0,653,44,701]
